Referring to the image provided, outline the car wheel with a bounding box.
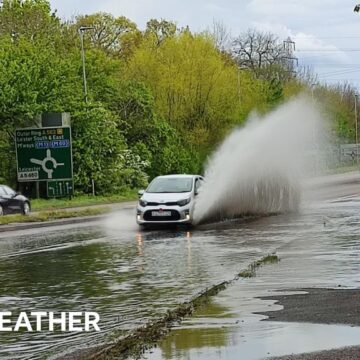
[0,205,3,216]
[22,202,30,216]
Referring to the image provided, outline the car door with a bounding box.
[2,186,22,213]
[0,186,11,214]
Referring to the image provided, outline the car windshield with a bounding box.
[147,177,193,193]
[3,186,15,196]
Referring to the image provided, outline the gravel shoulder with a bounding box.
[257,288,360,326]
[269,346,360,360]
[258,288,360,360]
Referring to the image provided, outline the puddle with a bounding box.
[144,321,360,360]
[144,196,360,360]
[0,211,285,359]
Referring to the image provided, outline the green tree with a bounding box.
[0,0,60,41]
[126,32,241,151]
[145,19,177,46]
[74,12,139,57]
[0,36,82,133]
[71,104,148,193]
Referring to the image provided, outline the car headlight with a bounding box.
[177,198,191,207]
[139,199,147,207]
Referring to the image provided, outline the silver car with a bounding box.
[136,174,204,227]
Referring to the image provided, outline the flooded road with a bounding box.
[145,173,360,360]
[0,213,285,359]
[0,171,359,359]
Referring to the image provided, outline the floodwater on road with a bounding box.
[0,173,359,359]
[144,195,360,360]
[0,210,286,359]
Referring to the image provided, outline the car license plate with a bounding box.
[152,211,171,217]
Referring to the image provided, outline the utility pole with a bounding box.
[355,94,359,164]
[237,68,241,103]
[78,26,95,195]
[311,83,317,102]
[78,26,94,103]
[311,83,318,173]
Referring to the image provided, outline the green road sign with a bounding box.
[15,127,73,182]
[47,180,74,198]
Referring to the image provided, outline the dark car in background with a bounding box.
[0,185,31,216]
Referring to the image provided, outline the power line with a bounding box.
[293,36,360,39]
[296,49,360,52]
[317,68,360,77]
[304,63,360,66]
[317,79,360,81]
[297,54,350,60]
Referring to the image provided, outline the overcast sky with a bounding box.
[49,0,360,88]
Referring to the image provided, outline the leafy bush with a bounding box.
[72,104,149,194]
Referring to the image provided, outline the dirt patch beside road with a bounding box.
[269,345,360,360]
[257,288,360,326]
[260,288,360,360]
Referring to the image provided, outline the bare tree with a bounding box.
[296,65,318,86]
[211,20,231,51]
[232,29,289,78]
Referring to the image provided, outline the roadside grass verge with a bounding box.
[0,191,138,226]
[0,208,110,225]
[31,190,138,211]
[323,163,359,175]
[31,191,138,211]
[87,254,280,360]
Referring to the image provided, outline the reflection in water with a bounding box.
[0,213,281,359]
[187,235,192,272]
[2,198,360,359]
[136,232,144,256]
[158,301,234,360]
[161,327,231,360]
[146,199,360,360]
[148,321,360,360]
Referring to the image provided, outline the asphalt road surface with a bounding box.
[0,171,360,359]
[0,201,284,359]
[144,171,360,360]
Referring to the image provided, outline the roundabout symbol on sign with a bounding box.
[30,149,65,179]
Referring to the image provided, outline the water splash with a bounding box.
[103,209,139,234]
[193,96,323,224]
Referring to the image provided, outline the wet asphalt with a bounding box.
[1,171,360,359]
[143,171,360,360]
[0,203,286,358]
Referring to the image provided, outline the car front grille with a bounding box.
[143,210,181,221]
[147,201,178,206]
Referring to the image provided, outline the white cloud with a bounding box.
[294,33,350,65]
[49,0,360,87]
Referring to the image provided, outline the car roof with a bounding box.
[155,174,202,179]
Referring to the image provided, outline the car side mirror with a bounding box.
[138,189,145,197]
